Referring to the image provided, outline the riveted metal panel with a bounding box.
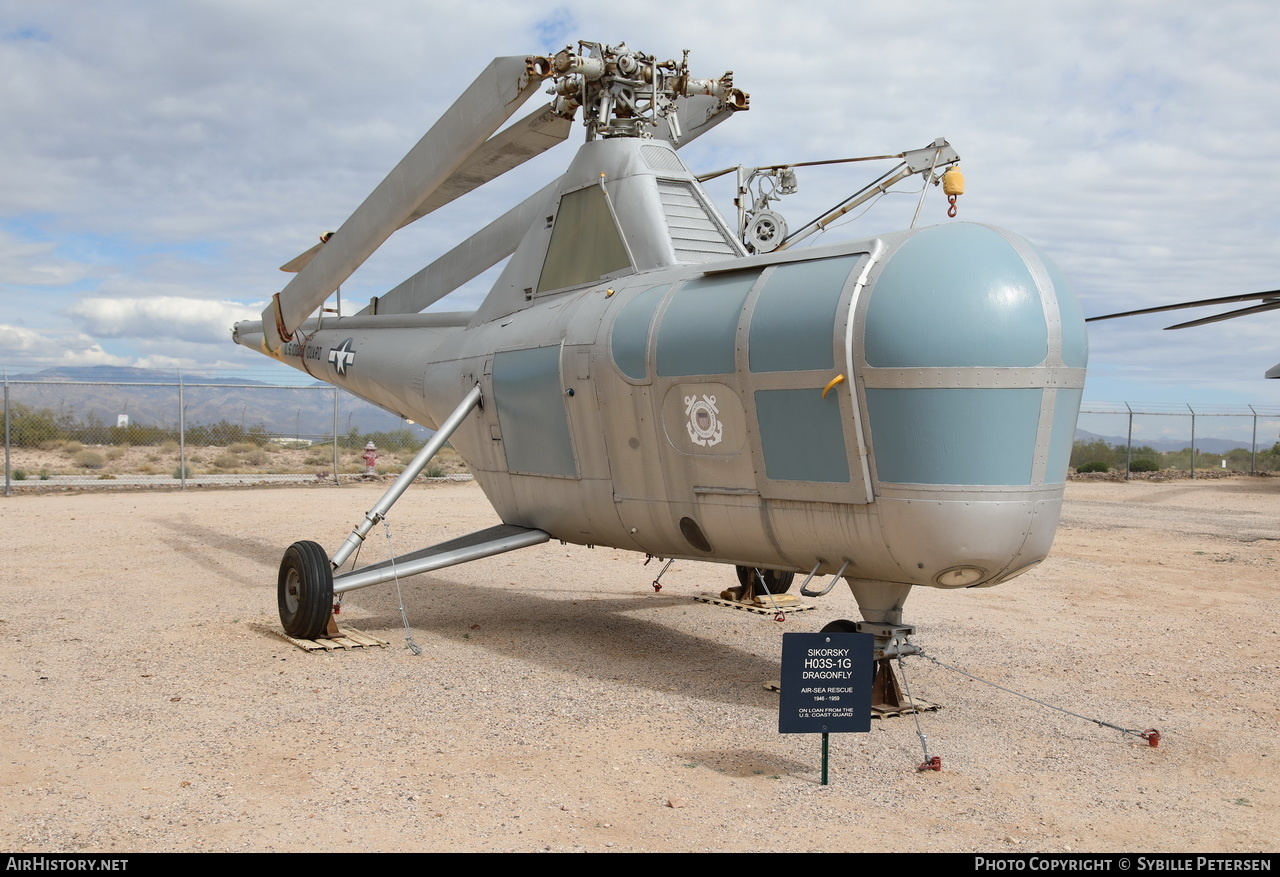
[1046,387,1083,483]
[749,254,861,373]
[656,270,761,376]
[866,387,1042,485]
[1039,248,1088,369]
[537,185,631,293]
[864,224,1048,368]
[610,284,669,380]
[492,346,578,478]
[754,388,851,483]
[860,366,1085,389]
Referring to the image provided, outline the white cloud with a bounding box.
[0,230,89,285]
[66,297,259,344]
[0,323,132,368]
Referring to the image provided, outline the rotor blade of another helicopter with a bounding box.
[258,54,551,352]
[1086,289,1280,322]
[1164,299,1280,330]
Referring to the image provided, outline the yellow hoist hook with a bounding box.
[942,165,964,218]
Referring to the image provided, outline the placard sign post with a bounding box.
[778,631,874,785]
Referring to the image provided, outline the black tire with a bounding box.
[734,565,796,594]
[278,540,334,639]
[821,619,860,634]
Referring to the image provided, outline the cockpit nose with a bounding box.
[860,222,1087,489]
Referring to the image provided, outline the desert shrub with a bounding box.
[173,465,191,479]
[38,440,66,452]
[38,470,49,481]
[1076,461,1109,473]
[160,440,179,454]
[137,464,155,474]
[228,442,255,454]
[1129,458,1160,473]
[245,450,268,466]
[105,447,126,461]
[304,454,328,466]
[12,469,27,481]
[424,465,445,478]
[73,450,105,469]
[63,441,85,455]
[212,453,239,469]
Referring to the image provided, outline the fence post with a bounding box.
[178,371,186,491]
[3,369,10,497]
[1125,402,1133,481]
[332,386,340,485]
[1249,405,1258,475]
[1188,404,1196,479]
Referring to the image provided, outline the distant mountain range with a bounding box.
[1074,428,1262,454]
[5,366,424,439]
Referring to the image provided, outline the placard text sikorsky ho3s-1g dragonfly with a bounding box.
[232,42,1087,695]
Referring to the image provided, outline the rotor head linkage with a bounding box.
[546,41,746,141]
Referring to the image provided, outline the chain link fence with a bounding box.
[6,369,1279,491]
[2,370,468,493]
[1075,402,1280,478]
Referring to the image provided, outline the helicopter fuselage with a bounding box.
[240,216,1086,596]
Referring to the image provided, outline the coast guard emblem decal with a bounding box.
[685,394,723,447]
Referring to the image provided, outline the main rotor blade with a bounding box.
[361,92,748,317]
[1086,289,1280,322]
[401,102,570,227]
[278,102,569,275]
[259,54,551,352]
[359,178,559,316]
[1164,299,1280,329]
[279,239,326,274]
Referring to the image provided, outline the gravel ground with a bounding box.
[0,478,1276,852]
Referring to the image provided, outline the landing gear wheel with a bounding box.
[821,619,860,633]
[278,540,334,640]
[734,565,796,595]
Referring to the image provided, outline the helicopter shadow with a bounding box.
[150,516,288,589]
[351,574,787,711]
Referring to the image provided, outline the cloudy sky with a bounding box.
[2,0,1278,412]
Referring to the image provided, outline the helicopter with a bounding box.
[232,41,1087,695]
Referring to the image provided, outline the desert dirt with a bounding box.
[0,477,1276,853]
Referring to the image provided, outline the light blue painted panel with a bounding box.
[749,255,858,373]
[493,346,577,478]
[656,271,759,377]
[1037,247,1088,368]
[865,224,1048,367]
[1046,388,1083,483]
[867,387,1041,484]
[754,389,850,483]
[610,284,669,380]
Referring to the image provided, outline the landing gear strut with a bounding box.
[731,565,795,601]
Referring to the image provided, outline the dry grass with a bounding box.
[4,443,471,478]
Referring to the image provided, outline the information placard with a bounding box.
[778,631,873,734]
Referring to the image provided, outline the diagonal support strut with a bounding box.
[329,383,483,570]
